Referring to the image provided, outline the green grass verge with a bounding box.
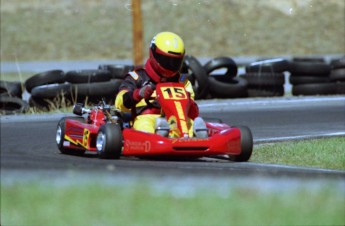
[252,137,345,170]
[1,182,344,226]
[1,72,35,82]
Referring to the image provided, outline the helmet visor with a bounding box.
[152,47,184,72]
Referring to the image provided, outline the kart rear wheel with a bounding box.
[56,117,86,155]
[96,123,123,159]
[229,126,253,162]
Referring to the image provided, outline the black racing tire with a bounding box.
[289,61,331,76]
[247,85,284,97]
[0,96,29,115]
[228,126,253,162]
[208,77,248,98]
[292,83,337,96]
[330,57,345,69]
[336,82,345,94]
[241,73,285,86]
[245,58,289,73]
[289,75,332,85]
[70,79,122,104]
[98,64,135,79]
[183,55,209,99]
[204,57,238,78]
[24,70,65,93]
[330,68,345,81]
[65,69,112,83]
[96,123,123,159]
[56,117,86,155]
[292,57,325,63]
[31,83,72,99]
[0,81,23,98]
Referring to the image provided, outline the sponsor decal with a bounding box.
[82,129,90,148]
[63,141,70,147]
[172,138,209,144]
[64,128,90,149]
[125,140,151,152]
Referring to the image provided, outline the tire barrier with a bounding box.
[288,58,340,96]
[65,69,112,83]
[183,55,209,100]
[0,96,29,115]
[240,73,285,97]
[98,64,135,79]
[204,57,238,78]
[292,83,337,96]
[208,76,248,98]
[330,57,345,94]
[203,57,248,98]
[245,58,289,74]
[0,80,23,98]
[29,80,122,111]
[24,70,65,93]
[239,58,288,97]
[2,55,344,115]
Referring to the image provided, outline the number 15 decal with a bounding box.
[160,87,187,100]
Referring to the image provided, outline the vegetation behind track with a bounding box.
[1,0,344,62]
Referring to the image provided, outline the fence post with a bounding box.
[132,0,143,66]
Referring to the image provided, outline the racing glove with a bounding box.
[133,84,154,102]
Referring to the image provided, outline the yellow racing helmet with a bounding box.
[149,32,185,78]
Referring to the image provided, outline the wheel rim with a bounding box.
[56,126,62,144]
[96,132,105,152]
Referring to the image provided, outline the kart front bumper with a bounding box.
[122,128,241,158]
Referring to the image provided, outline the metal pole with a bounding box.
[131,0,143,66]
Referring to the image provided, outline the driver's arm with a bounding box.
[115,73,139,112]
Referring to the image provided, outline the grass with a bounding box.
[1,0,344,62]
[0,72,35,82]
[1,180,344,226]
[1,138,344,225]
[252,137,345,170]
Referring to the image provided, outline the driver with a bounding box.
[115,31,207,138]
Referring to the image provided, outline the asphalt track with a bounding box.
[1,96,344,183]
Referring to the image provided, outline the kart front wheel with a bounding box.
[229,126,253,162]
[96,123,123,159]
[56,117,86,155]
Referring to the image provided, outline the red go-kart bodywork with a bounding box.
[56,83,253,161]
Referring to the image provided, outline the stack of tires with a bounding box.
[1,55,344,115]
[204,56,248,98]
[330,57,345,94]
[181,55,210,100]
[26,68,127,111]
[241,58,289,97]
[0,81,29,115]
[289,58,335,96]
[182,55,248,99]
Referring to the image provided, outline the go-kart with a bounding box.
[56,82,253,161]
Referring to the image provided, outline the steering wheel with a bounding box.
[145,97,161,109]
